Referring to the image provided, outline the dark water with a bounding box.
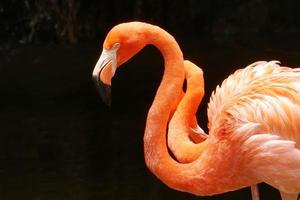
[0,37,299,200]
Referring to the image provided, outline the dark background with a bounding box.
[0,0,300,200]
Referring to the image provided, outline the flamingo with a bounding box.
[92,21,300,200]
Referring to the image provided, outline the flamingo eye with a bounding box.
[111,43,120,50]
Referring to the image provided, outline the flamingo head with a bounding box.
[92,22,147,105]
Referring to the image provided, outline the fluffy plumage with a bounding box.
[207,61,300,199]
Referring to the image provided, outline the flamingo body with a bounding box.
[207,61,300,196]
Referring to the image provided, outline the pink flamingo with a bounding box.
[92,21,300,200]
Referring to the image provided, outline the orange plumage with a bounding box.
[92,22,300,200]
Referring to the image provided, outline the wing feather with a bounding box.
[243,133,300,193]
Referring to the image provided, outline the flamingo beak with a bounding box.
[92,44,119,106]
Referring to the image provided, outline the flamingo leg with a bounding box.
[251,185,260,200]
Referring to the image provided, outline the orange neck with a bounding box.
[142,25,202,194]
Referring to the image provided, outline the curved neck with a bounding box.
[142,25,206,194]
[146,25,185,119]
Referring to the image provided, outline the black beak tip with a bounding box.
[96,81,112,107]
